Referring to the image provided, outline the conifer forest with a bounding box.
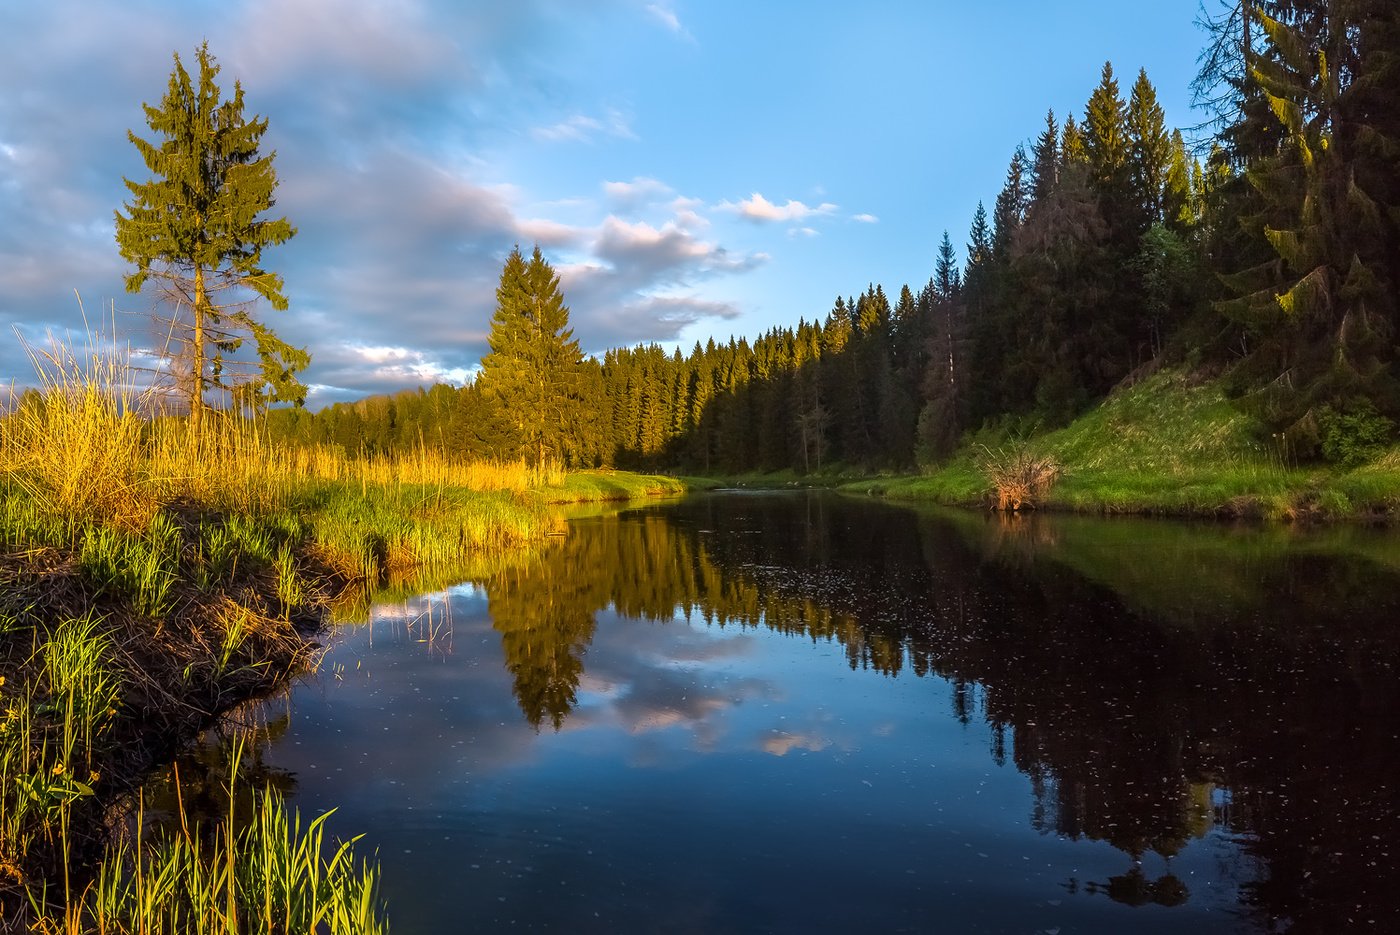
[263,3,1400,477]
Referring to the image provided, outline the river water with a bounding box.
[160,492,1399,933]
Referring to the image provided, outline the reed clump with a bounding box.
[977,444,1062,512]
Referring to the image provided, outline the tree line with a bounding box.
[262,2,1399,471]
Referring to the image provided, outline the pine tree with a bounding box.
[477,245,584,466]
[115,43,301,429]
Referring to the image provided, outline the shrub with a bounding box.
[1318,399,1395,468]
[977,444,1062,511]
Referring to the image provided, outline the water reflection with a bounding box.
[173,493,1399,932]
[465,495,1399,929]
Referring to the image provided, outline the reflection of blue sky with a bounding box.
[251,580,1245,933]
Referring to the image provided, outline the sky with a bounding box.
[0,0,1211,407]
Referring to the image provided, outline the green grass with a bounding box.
[29,741,385,935]
[863,370,1400,521]
[530,469,690,503]
[685,464,871,490]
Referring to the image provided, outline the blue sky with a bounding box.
[0,0,1210,406]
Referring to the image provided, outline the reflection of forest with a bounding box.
[473,493,1400,930]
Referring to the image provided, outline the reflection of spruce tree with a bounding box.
[470,494,1399,928]
[486,558,599,731]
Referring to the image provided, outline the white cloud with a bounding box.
[670,196,710,231]
[789,226,819,238]
[720,192,838,223]
[515,217,585,247]
[602,176,674,211]
[645,2,683,33]
[233,0,459,89]
[531,109,636,144]
[852,213,879,223]
[0,1,752,405]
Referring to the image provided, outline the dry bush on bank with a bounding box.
[977,445,1062,511]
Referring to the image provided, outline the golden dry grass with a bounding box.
[0,326,565,533]
[976,445,1063,512]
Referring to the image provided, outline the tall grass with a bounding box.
[0,327,572,593]
[28,741,386,935]
[3,327,155,531]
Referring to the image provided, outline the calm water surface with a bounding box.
[164,493,1399,933]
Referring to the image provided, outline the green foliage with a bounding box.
[1318,399,1395,467]
[114,42,302,424]
[476,246,585,467]
[257,3,1398,493]
[78,513,182,617]
[65,786,386,934]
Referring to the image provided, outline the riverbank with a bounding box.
[0,371,687,929]
[840,371,1398,522]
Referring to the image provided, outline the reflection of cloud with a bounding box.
[656,632,757,664]
[761,730,830,756]
[575,614,774,750]
[613,667,768,737]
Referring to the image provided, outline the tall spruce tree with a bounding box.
[1084,61,1136,254]
[1127,69,1172,228]
[1061,113,1088,166]
[115,43,301,429]
[992,146,1030,257]
[1029,110,1061,205]
[1214,3,1399,422]
[477,246,584,466]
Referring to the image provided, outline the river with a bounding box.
[154,492,1400,933]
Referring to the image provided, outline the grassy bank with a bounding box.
[0,337,690,929]
[848,370,1400,521]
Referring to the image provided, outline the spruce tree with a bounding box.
[1127,69,1171,228]
[115,43,301,429]
[966,202,993,275]
[1029,109,1060,205]
[1085,61,1129,188]
[992,146,1030,257]
[1163,129,1197,234]
[1216,3,1398,419]
[934,232,961,302]
[1060,114,1088,166]
[477,245,584,466]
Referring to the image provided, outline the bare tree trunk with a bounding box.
[1242,0,1251,74]
[192,262,207,435]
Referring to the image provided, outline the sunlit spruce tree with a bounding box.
[477,245,584,466]
[115,43,303,428]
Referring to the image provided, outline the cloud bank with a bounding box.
[0,0,757,406]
